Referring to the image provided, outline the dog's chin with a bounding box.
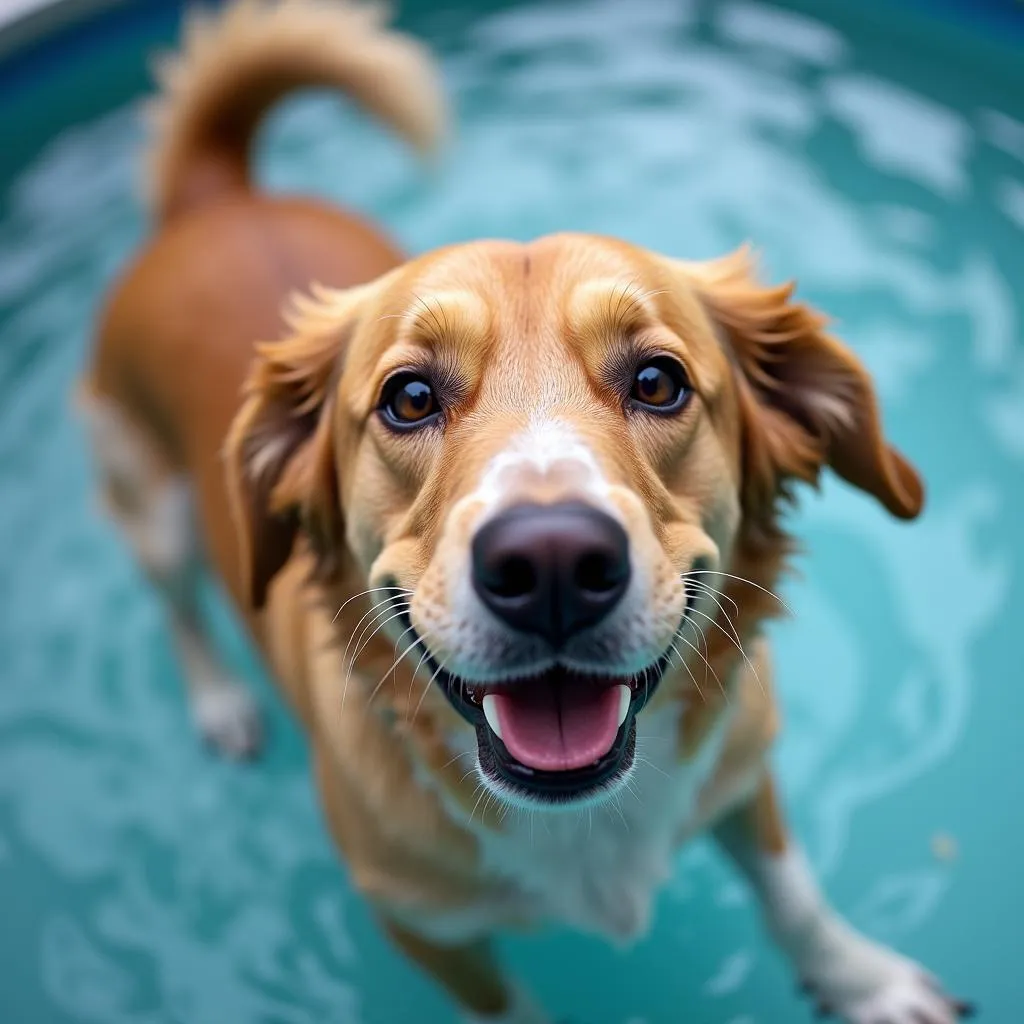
[440,657,671,809]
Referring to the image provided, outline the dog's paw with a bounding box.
[192,682,263,760]
[799,950,974,1024]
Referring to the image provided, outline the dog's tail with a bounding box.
[145,0,447,225]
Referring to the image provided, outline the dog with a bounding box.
[79,2,972,1022]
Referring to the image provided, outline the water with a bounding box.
[1,1,1022,1021]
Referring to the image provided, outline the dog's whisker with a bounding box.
[606,793,628,831]
[683,580,756,667]
[342,595,410,671]
[687,583,754,688]
[398,630,431,704]
[393,618,416,659]
[687,582,750,673]
[386,621,418,668]
[686,579,740,633]
[674,623,727,701]
[668,633,708,703]
[468,782,490,827]
[332,585,413,624]
[345,606,413,690]
[483,788,501,824]
[406,642,435,701]
[348,597,411,657]
[409,651,449,727]
[344,613,408,698]
[634,754,672,781]
[694,617,720,698]
[621,777,643,812]
[347,602,412,669]
[340,594,412,653]
[667,639,705,704]
[665,640,683,669]
[366,633,424,709]
[345,627,411,710]
[685,578,740,634]
[684,576,739,621]
[340,596,400,662]
[688,589,745,675]
[340,599,411,709]
[439,748,474,772]
[686,604,765,696]
[683,569,793,616]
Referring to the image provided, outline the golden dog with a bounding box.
[80,2,971,1022]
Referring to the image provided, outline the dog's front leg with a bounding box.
[382,919,551,1024]
[311,745,552,1022]
[713,775,973,1024]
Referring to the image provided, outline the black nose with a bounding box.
[471,501,631,646]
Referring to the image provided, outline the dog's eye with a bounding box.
[630,357,691,413]
[380,374,440,428]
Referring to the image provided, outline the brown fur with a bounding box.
[80,4,964,1021]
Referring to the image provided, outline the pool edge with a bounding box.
[0,0,131,61]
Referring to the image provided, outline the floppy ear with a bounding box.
[224,283,368,610]
[679,246,924,523]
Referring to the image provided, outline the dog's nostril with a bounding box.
[574,550,623,595]
[471,501,630,644]
[489,555,538,600]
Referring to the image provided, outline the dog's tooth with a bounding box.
[482,694,503,740]
[616,684,631,727]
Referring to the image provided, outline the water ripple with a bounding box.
[0,1,1021,1021]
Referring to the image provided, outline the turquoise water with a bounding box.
[1,1,1023,1021]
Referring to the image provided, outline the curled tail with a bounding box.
[145,0,447,224]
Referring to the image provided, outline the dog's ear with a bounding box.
[224,283,370,610]
[676,246,924,524]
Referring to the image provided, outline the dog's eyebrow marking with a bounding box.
[390,290,490,348]
[569,279,667,341]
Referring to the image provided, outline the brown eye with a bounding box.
[380,374,440,429]
[631,357,691,413]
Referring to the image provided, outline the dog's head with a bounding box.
[226,234,923,808]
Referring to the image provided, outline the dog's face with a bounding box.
[228,233,923,809]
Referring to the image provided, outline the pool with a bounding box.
[1,0,1022,1021]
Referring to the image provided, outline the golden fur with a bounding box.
[80,3,969,1022]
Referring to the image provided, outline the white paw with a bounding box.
[192,683,263,760]
[799,934,974,1024]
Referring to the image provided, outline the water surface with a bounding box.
[1,1,1022,1021]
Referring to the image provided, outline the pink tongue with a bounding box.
[492,679,622,772]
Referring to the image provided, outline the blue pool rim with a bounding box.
[1,0,1023,95]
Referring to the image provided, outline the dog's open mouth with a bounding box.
[389,592,690,804]
[442,659,669,803]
